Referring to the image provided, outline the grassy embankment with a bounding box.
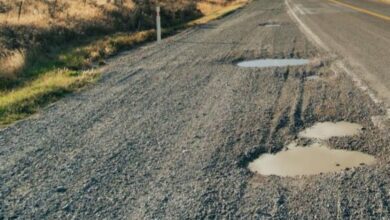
[0,0,248,126]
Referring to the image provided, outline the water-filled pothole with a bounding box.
[237,59,309,68]
[248,143,376,177]
[299,121,363,140]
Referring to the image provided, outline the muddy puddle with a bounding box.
[237,59,309,68]
[248,143,376,177]
[299,122,363,140]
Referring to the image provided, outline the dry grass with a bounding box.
[59,30,156,69]
[197,0,248,14]
[0,0,245,28]
[0,0,134,28]
[191,0,249,25]
[0,13,48,28]
[0,30,155,125]
[0,0,248,126]
[83,30,155,61]
[0,50,26,79]
[197,0,229,15]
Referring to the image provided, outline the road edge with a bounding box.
[285,0,390,126]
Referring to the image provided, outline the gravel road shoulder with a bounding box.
[1,0,390,219]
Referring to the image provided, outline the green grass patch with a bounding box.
[0,30,157,126]
[0,69,99,127]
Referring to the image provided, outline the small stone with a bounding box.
[62,203,72,212]
[55,186,67,193]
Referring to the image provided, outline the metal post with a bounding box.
[18,0,24,20]
[156,6,161,42]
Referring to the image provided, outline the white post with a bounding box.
[156,6,161,42]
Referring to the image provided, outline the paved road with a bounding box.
[288,0,390,106]
[1,0,390,219]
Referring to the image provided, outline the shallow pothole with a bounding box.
[248,142,376,177]
[237,59,309,68]
[299,121,363,140]
[306,75,320,80]
[259,21,281,27]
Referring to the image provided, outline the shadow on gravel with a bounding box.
[197,24,219,29]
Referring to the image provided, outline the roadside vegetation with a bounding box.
[0,0,248,126]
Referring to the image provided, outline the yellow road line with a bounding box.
[329,0,390,21]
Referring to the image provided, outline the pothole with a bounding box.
[248,142,376,177]
[247,121,375,177]
[259,21,281,27]
[237,59,309,68]
[306,75,320,80]
[299,121,363,140]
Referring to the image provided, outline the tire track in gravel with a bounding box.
[267,69,307,149]
[267,70,290,147]
[190,69,285,219]
[291,74,305,133]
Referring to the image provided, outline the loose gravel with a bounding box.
[1,0,390,219]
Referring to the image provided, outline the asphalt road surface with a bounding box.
[1,0,390,219]
[288,0,390,106]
